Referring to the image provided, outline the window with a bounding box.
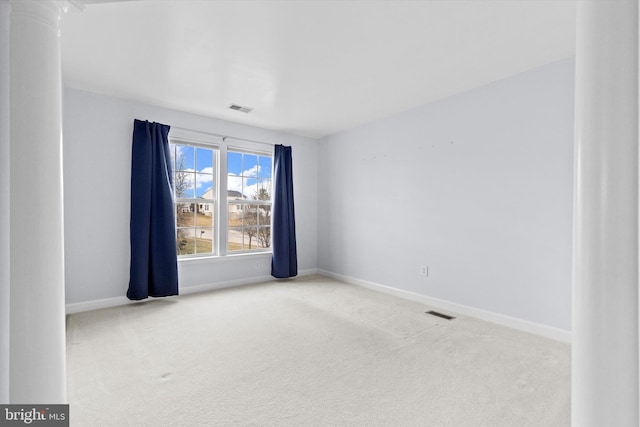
[171,142,216,256]
[227,150,272,252]
[169,133,273,258]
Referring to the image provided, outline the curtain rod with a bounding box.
[170,125,275,147]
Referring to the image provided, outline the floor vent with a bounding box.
[426,310,455,320]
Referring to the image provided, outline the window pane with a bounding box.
[227,174,242,194]
[228,203,244,252]
[228,151,242,176]
[175,145,194,170]
[257,226,271,248]
[243,204,258,226]
[243,154,258,177]
[228,226,242,251]
[258,206,271,227]
[242,205,262,249]
[196,201,214,215]
[255,180,271,201]
[243,177,257,199]
[195,228,213,254]
[195,203,213,224]
[175,171,195,198]
[196,147,213,172]
[228,190,244,204]
[177,228,195,255]
[196,173,214,198]
[243,226,258,249]
[228,203,243,227]
[258,156,272,178]
[176,203,195,227]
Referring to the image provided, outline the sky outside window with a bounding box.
[171,143,215,198]
[228,151,272,200]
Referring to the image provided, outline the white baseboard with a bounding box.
[65,268,319,314]
[66,295,132,315]
[317,269,571,344]
[67,267,569,344]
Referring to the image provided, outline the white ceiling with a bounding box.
[61,0,577,139]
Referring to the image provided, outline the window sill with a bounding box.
[178,251,272,265]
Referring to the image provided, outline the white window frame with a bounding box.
[168,127,273,260]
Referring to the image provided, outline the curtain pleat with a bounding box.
[127,119,179,300]
[271,145,298,278]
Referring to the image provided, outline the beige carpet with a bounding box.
[66,275,570,426]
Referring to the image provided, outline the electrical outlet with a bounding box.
[420,265,429,277]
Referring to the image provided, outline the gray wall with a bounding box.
[63,89,318,305]
[317,59,574,331]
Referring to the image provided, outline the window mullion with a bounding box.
[218,144,228,256]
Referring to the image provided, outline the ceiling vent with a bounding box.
[228,104,253,114]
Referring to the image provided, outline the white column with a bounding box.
[9,0,67,403]
[572,1,639,426]
[0,0,11,404]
